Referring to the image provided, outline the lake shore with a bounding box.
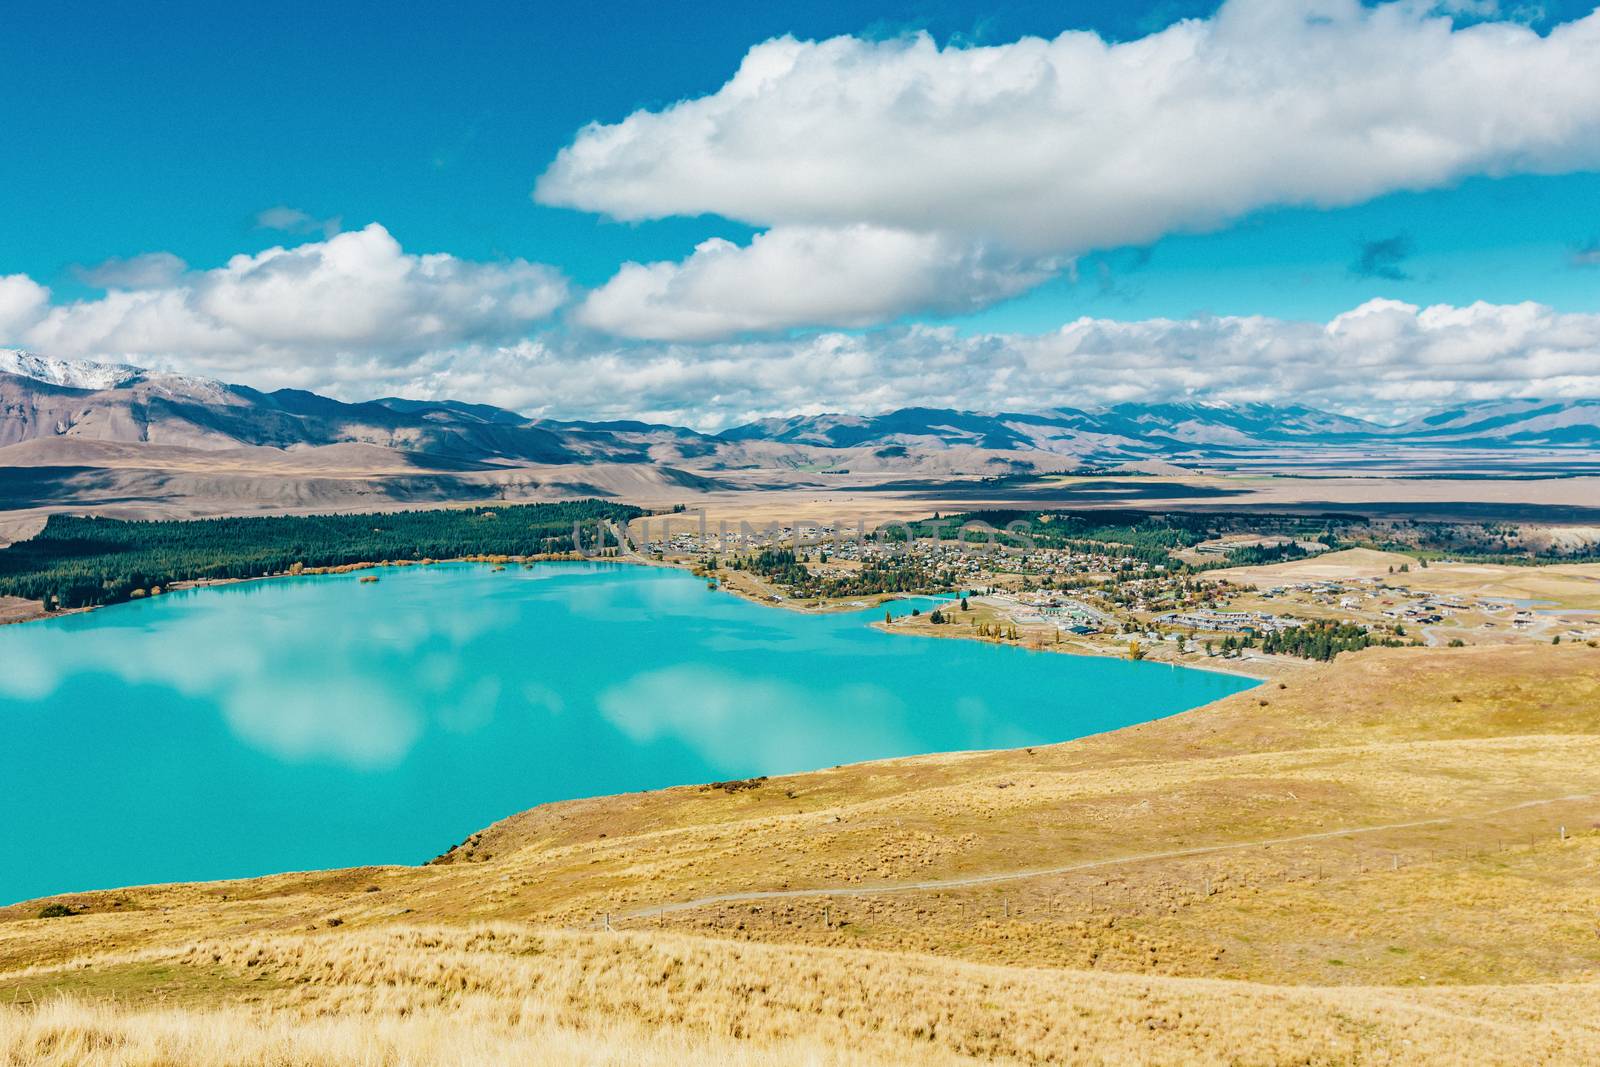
[869,614,1280,681]
[0,550,1283,681]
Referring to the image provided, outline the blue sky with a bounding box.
[13,0,1190,296]
[7,0,1595,316]
[966,172,1600,329]
[3,0,1600,424]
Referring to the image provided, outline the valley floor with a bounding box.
[10,442,1600,531]
[3,643,1598,1063]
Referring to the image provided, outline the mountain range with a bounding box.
[7,349,1599,465]
[5,348,1600,528]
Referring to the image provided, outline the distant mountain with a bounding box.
[714,402,1394,455]
[6,351,1600,480]
[718,408,1098,451]
[1389,399,1600,446]
[1090,402,1383,445]
[719,400,1600,455]
[372,396,532,426]
[0,350,596,464]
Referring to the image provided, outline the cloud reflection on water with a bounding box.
[0,579,514,769]
[598,663,913,775]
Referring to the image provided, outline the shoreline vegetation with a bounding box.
[0,516,1277,679]
[868,616,1273,682]
[0,500,645,615]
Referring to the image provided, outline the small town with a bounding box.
[627,511,1600,676]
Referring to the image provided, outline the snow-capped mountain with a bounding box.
[0,349,143,392]
[6,351,1600,467]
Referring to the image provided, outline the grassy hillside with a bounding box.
[4,643,1599,1063]
[6,927,1598,1065]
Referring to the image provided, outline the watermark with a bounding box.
[569,508,1037,562]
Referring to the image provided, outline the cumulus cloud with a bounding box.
[1,224,568,390]
[373,298,1600,429]
[538,0,1600,258]
[576,225,1059,341]
[0,274,49,337]
[8,272,1600,424]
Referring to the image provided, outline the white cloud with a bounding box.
[2,224,568,390]
[0,274,49,337]
[379,298,1600,429]
[8,272,1600,425]
[255,205,342,238]
[540,0,1600,337]
[576,225,1058,341]
[537,0,1600,257]
[189,225,564,347]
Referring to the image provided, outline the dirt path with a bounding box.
[619,793,1591,922]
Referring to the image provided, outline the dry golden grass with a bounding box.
[6,925,1600,1066]
[4,643,1600,1062]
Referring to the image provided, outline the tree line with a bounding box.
[0,500,645,609]
[736,548,956,599]
[1258,621,1389,661]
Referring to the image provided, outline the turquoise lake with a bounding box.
[0,562,1254,904]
